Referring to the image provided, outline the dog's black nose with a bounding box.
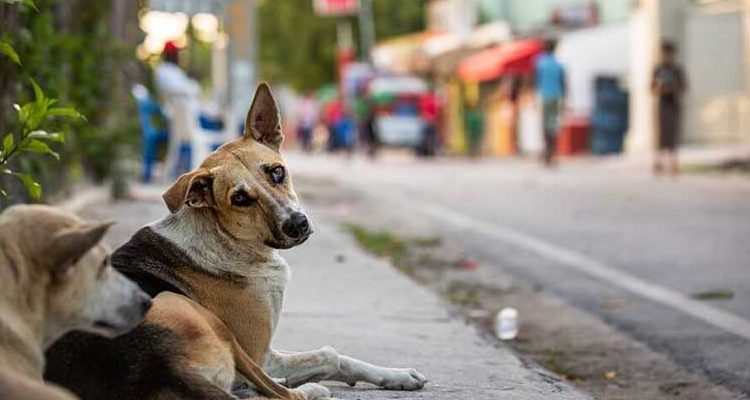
[282,212,310,239]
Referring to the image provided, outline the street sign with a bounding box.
[313,0,359,16]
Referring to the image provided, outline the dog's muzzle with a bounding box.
[281,212,310,240]
[92,291,151,337]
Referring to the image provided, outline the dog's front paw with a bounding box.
[380,368,427,391]
[293,382,331,399]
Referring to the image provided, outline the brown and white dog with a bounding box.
[46,84,426,399]
[0,205,151,400]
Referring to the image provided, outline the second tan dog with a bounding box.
[0,205,151,399]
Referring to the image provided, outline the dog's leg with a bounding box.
[330,355,427,390]
[265,348,426,391]
[263,347,341,388]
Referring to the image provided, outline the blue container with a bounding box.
[199,114,225,131]
[591,77,628,155]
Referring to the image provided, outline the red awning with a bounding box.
[458,39,544,82]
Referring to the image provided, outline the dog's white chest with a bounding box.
[243,264,289,335]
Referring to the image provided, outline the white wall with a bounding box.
[556,23,630,115]
[684,9,749,143]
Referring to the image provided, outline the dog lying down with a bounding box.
[45,83,426,400]
[0,205,152,400]
[0,205,325,400]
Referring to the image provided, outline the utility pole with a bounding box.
[626,0,659,160]
[744,0,750,121]
[357,0,375,63]
[249,0,258,90]
[226,0,259,136]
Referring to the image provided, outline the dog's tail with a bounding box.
[171,292,300,400]
[228,333,300,400]
[189,298,299,400]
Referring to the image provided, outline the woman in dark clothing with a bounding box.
[652,41,687,175]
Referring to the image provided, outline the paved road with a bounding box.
[287,153,750,394]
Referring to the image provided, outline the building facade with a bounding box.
[481,0,749,151]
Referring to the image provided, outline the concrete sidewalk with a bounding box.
[275,225,589,399]
[76,192,590,400]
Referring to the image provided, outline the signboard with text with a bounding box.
[313,0,359,16]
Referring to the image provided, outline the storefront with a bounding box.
[457,39,544,157]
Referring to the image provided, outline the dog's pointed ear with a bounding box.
[244,82,284,151]
[49,221,114,275]
[162,168,215,213]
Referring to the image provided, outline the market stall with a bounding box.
[458,39,544,157]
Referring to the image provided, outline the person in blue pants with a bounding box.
[535,39,567,167]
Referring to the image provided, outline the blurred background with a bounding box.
[1,1,750,399]
[1,0,748,192]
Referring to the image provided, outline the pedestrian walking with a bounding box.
[652,41,687,175]
[535,39,567,167]
[323,94,345,151]
[419,91,438,156]
[362,98,379,158]
[297,91,318,153]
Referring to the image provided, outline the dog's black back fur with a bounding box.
[46,324,234,400]
[111,227,195,298]
[44,228,234,400]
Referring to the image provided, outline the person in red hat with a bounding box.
[162,41,179,63]
[154,41,197,97]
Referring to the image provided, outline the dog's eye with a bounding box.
[231,191,254,207]
[268,166,285,184]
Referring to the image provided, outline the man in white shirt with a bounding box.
[154,41,201,178]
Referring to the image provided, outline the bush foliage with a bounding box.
[0,0,140,204]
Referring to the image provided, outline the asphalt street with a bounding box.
[287,153,750,395]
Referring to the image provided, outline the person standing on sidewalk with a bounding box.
[154,41,201,177]
[297,91,318,153]
[419,90,438,157]
[535,39,567,166]
[651,41,687,175]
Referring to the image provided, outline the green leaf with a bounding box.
[48,107,85,121]
[28,130,65,143]
[0,0,38,11]
[20,139,59,160]
[13,173,41,199]
[23,102,47,130]
[17,102,32,124]
[0,39,20,66]
[2,134,13,154]
[22,0,37,11]
[0,188,7,198]
[49,132,65,143]
[29,78,44,104]
[0,167,11,175]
